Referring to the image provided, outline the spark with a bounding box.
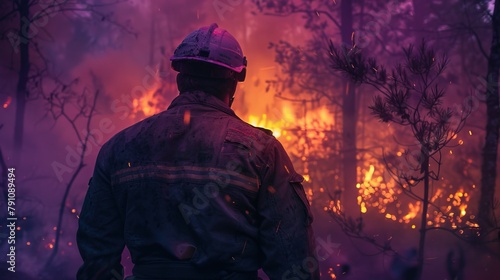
[284,165,289,173]
[328,267,337,279]
[259,66,276,71]
[360,202,367,213]
[460,205,467,217]
[3,96,12,108]
[183,110,191,125]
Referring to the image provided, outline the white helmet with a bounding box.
[170,23,247,81]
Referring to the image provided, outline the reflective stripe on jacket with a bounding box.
[77,91,319,280]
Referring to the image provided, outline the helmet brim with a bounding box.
[170,56,246,73]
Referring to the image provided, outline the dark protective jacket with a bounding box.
[77,91,319,280]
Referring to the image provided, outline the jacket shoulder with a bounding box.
[226,118,277,148]
[253,126,273,136]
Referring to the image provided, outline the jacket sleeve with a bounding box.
[257,140,320,280]
[77,145,125,280]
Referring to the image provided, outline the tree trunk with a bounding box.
[148,1,156,65]
[417,150,430,280]
[340,0,358,213]
[412,0,426,41]
[14,0,30,154]
[478,0,500,233]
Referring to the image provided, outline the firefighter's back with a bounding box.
[107,90,273,279]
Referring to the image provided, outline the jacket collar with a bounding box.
[168,91,240,119]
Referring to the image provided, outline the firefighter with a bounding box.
[77,23,319,280]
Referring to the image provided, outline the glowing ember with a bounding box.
[3,96,11,108]
[360,202,367,213]
[303,174,311,182]
[183,110,191,125]
[328,267,337,279]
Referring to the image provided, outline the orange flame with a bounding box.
[248,105,335,145]
[131,87,161,118]
[247,101,477,228]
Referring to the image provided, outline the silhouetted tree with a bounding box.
[0,0,134,154]
[478,0,500,235]
[42,75,100,271]
[329,41,470,279]
[251,0,411,214]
